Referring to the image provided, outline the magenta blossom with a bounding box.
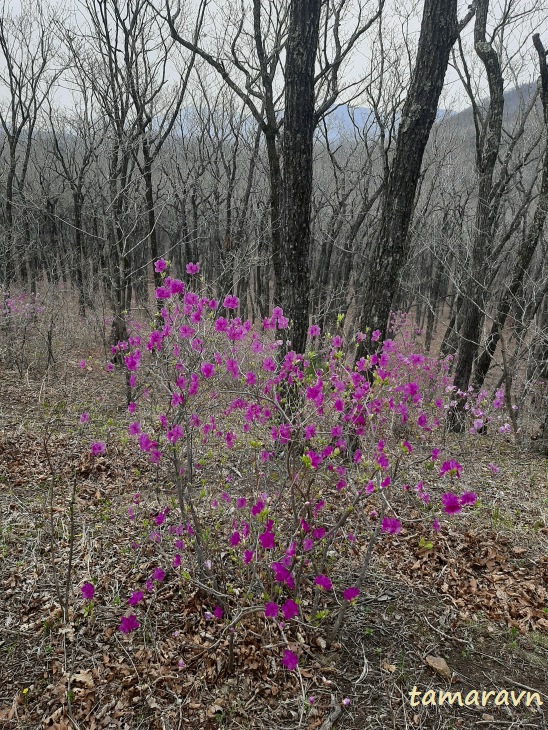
[264,602,279,618]
[223,295,239,309]
[441,493,461,514]
[90,441,106,456]
[282,649,299,671]
[152,567,165,582]
[128,591,144,606]
[259,530,275,550]
[243,549,254,565]
[213,606,223,620]
[381,517,401,535]
[186,262,199,275]
[315,574,332,591]
[79,412,90,424]
[200,362,215,378]
[343,587,360,602]
[440,459,462,478]
[81,582,94,600]
[460,491,477,506]
[154,258,167,273]
[119,615,140,634]
[281,599,299,620]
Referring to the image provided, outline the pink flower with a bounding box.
[371,330,381,342]
[81,582,94,600]
[315,574,332,591]
[155,286,171,299]
[251,499,265,516]
[343,587,360,602]
[309,324,320,337]
[79,359,86,369]
[128,591,144,606]
[200,362,215,378]
[460,491,477,507]
[213,606,223,620]
[441,493,461,514]
[431,448,441,461]
[440,459,462,478]
[186,262,199,274]
[271,562,295,590]
[119,615,140,634]
[381,517,401,534]
[264,602,279,618]
[281,599,299,620]
[282,649,299,671]
[90,441,106,456]
[243,549,254,565]
[488,462,499,475]
[173,554,181,568]
[223,295,239,309]
[79,412,90,424]
[432,518,441,533]
[152,567,165,582]
[259,531,275,550]
[155,258,167,273]
[230,531,241,546]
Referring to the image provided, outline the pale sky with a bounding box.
[2,0,546,116]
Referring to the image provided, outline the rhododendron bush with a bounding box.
[89,262,511,671]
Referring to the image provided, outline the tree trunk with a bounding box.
[356,0,468,356]
[450,0,504,430]
[472,33,548,390]
[278,0,322,354]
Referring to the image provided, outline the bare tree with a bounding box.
[0,0,61,289]
[355,0,476,358]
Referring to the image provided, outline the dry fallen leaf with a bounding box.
[424,655,452,681]
[71,670,94,688]
[381,659,396,673]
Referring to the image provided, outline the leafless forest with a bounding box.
[1,1,548,728]
[0,0,547,438]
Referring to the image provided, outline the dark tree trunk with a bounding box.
[356,0,470,356]
[143,137,162,293]
[472,33,548,390]
[278,0,322,354]
[450,0,504,430]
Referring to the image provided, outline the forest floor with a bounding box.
[1,360,547,730]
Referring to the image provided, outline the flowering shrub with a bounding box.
[90,262,512,671]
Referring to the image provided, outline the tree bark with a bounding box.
[356,0,473,356]
[279,0,322,353]
[450,0,505,431]
[472,33,548,390]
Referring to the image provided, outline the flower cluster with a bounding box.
[86,262,509,670]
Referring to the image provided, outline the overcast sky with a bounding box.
[1,0,546,116]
